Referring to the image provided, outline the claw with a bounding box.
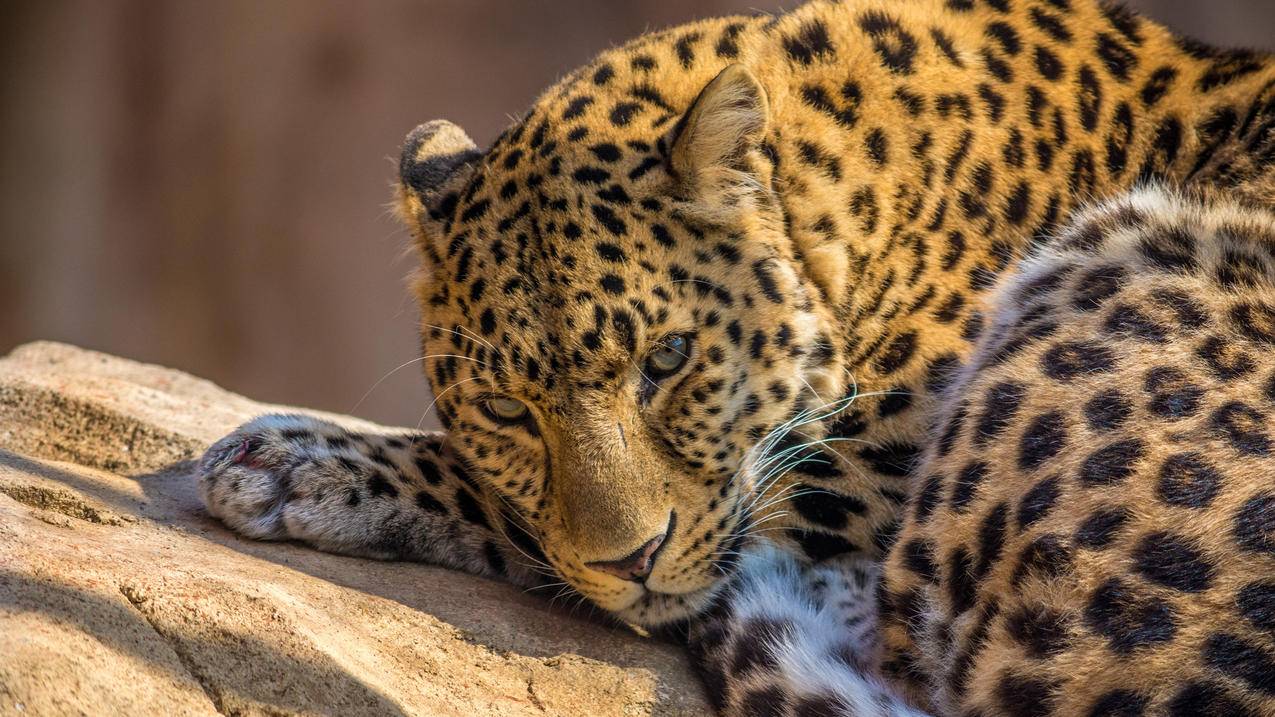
[201,434,263,474]
[231,438,252,464]
[233,436,269,468]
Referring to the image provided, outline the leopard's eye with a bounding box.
[645,334,691,377]
[485,397,529,422]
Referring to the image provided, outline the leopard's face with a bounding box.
[399,65,845,625]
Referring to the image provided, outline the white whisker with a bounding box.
[351,353,489,414]
[414,376,485,433]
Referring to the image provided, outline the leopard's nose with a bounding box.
[586,531,667,582]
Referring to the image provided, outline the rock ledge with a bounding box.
[0,341,707,716]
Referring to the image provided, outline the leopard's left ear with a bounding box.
[396,120,481,252]
[668,64,770,205]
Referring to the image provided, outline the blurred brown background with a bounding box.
[3,1,1273,428]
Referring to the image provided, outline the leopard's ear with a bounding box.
[396,120,481,241]
[669,64,770,206]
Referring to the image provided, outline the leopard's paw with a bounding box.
[197,414,343,540]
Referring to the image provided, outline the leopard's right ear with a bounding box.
[396,120,481,249]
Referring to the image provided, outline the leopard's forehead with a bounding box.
[420,170,758,400]
[422,135,683,389]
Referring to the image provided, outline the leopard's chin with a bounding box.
[610,533,755,628]
[610,582,723,628]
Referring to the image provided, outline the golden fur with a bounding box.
[200,0,1275,713]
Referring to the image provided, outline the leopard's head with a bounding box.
[396,63,844,626]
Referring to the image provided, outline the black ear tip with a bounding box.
[399,120,482,196]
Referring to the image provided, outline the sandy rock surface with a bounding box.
[0,341,709,717]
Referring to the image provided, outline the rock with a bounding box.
[0,342,709,717]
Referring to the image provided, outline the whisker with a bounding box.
[351,353,489,414]
[731,523,793,539]
[728,385,902,501]
[749,434,865,482]
[737,388,867,465]
[717,522,792,547]
[629,356,662,397]
[751,488,834,516]
[525,581,571,593]
[744,449,841,515]
[663,277,732,295]
[740,437,841,501]
[452,323,498,355]
[489,495,556,575]
[794,373,825,407]
[742,474,814,515]
[413,376,485,435]
[749,438,833,480]
[709,512,794,558]
[423,322,497,356]
[549,583,576,607]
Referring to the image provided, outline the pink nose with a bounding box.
[585,532,667,582]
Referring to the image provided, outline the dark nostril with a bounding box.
[586,531,667,582]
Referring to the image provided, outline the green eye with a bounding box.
[485,397,529,422]
[645,334,691,376]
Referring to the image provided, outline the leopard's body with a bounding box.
[874,183,1275,717]
[197,0,1275,714]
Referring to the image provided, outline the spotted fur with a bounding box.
[197,0,1275,714]
[877,183,1275,716]
[688,544,924,716]
[199,415,547,584]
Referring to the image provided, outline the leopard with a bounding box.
[195,0,1275,714]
